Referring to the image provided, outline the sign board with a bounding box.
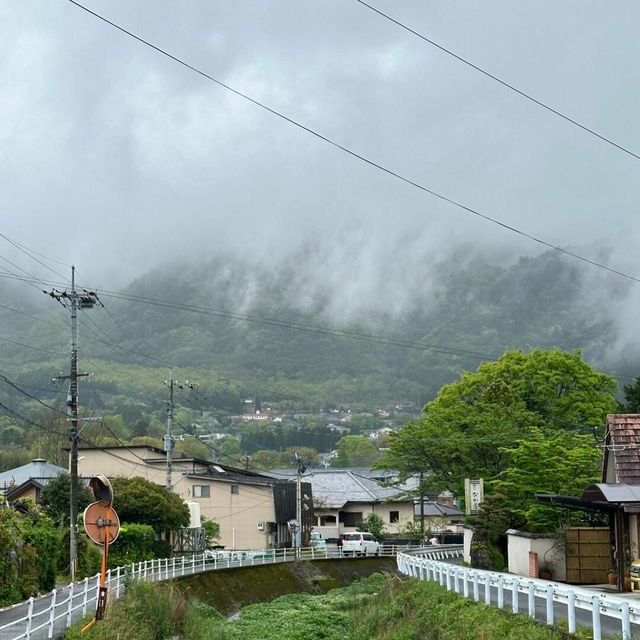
[464,478,484,515]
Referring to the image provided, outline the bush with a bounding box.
[107,523,155,568]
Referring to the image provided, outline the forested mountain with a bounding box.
[0,247,633,432]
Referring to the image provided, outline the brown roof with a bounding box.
[603,414,640,485]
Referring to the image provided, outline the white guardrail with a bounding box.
[0,543,417,640]
[397,547,638,640]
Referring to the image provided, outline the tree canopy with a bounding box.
[110,476,190,532]
[380,348,617,531]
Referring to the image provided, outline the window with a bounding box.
[230,484,239,494]
[320,515,336,526]
[193,485,210,498]
[340,512,363,527]
[389,510,399,523]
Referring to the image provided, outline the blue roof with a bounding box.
[0,459,67,489]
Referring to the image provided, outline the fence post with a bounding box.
[25,597,34,640]
[82,577,89,615]
[47,589,57,639]
[473,573,479,602]
[484,573,491,605]
[592,595,601,640]
[497,575,504,609]
[116,566,121,599]
[172,557,176,578]
[66,583,74,627]
[527,581,535,618]
[621,600,631,640]
[545,583,553,625]
[512,577,519,614]
[567,589,576,633]
[463,568,469,598]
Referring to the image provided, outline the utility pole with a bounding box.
[163,374,195,492]
[294,454,307,549]
[419,470,425,541]
[164,370,175,492]
[45,266,98,581]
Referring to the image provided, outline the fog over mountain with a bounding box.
[2,1,640,378]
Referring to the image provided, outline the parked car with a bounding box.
[341,531,380,556]
[310,530,327,552]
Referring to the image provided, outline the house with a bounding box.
[265,468,414,541]
[413,501,464,533]
[75,445,312,550]
[0,458,67,502]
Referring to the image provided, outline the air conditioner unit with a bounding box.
[257,521,265,531]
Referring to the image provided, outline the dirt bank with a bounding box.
[175,557,398,617]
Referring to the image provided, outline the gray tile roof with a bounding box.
[413,501,464,518]
[298,469,407,509]
[0,459,67,490]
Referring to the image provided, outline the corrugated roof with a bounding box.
[413,502,464,518]
[603,414,640,485]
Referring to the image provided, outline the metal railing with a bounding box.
[397,549,638,640]
[0,543,415,640]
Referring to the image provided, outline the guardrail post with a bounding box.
[621,600,631,640]
[66,583,74,627]
[512,577,519,614]
[25,596,34,640]
[567,589,576,633]
[528,581,535,618]
[484,573,491,605]
[47,589,57,639]
[473,573,479,602]
[82,577,89,615]
[446,566,452,590]
[592,595,601,640]
[463,568,469,598]
[545,583,553,625]
[497,575,504,609]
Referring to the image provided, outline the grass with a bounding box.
[63,573,603,640]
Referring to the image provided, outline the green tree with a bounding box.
[110,476,190,533]
[40,473,94,526]
[491,428,601,532]
[380,349,617,496]
[332,436,380,468]
[623,376,640,412]
[360,512,386,540]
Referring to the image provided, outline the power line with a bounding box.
[355,0,640,163]
[0,234,68,280]
[64,0,640,287]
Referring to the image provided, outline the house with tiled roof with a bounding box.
[0,458,67,502]
[265,468,414,542]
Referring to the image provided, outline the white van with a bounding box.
[341,531,380,556]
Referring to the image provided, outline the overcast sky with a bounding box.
[2,1,640,313]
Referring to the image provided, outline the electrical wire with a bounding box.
[355,0,640,163]
[0,234,69,279]
[64,0,640,286]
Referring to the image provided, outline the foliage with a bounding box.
[489,428,602,532]
[40,474,94,526]
[331,436,380,468]
[622,376,640,412]
[65,572,574,640]
[107,523,156,568]
[110,476,190,533]
[359,513,387,540]
[202,517,220,547]
[351,575,567,640]
[381,348,616,496]
[0,505,62,605]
